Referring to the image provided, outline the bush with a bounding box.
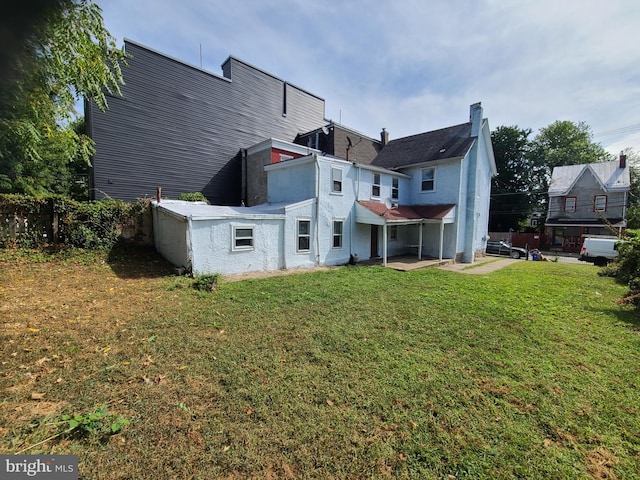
[0,194,149,249]
[600,229,640,309]
[178,192,209,204]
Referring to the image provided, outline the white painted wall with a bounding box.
[153,207,190,270]
[189,217,285,275]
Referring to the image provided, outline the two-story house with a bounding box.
[544,154,630,251]
[152,104,496,275]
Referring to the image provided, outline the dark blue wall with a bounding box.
[87,40,327,204]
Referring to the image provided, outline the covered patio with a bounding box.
[355,201,457,267]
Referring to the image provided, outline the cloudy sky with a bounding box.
[98,0,640,154]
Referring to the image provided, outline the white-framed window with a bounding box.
[233,226,254,251]
[372,173,381,197]
[565,197,576,213]
[594,195,607,212]
[389,225,398,241]
[297,219,311,252]
[392,177,399,200]
[421,167,435,192]
[331,167,342,193]
[332,220,343,249]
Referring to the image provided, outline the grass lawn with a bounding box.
[1,247,639,479]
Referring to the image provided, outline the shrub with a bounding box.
[600,229,640,309]
[178,192,209,204]
[0,194,149,249]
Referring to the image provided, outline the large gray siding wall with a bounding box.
[87,40,326,204]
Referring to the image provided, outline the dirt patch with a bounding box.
[586,446,619,479]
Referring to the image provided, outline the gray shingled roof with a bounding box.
[371,122,475,169]
[548,160,630,195]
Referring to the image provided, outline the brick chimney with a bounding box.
[381,128,389,146]
[619,151,627,169]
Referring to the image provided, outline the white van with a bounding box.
[579,237,621,266]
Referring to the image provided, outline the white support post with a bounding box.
[383,223,388,266]
[418,223,423,260]
[439,221,444,261]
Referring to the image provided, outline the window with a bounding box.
[233,226,254,251]
[390,225,398,241]
[297,219,311,252]
[372,173,381,197]
[308,133,319,149]
[392,177,399,200]
[332,220,343,248]
[421,167,435,191]
[565,197,576,213]
[594,195,607,212]
[331,167,342,193]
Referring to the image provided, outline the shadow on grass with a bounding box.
[594,306,640,331]
[106,242,176,279]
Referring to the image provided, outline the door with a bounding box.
[370,225,379,258]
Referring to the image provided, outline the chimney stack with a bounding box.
[619,151,627,169]
[470,102,483,137]
[381,128,389,146]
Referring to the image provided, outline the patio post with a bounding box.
[418,223,423,260]
[383,223,388,266]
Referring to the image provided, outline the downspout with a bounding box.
[315,155,321,265]
[351,164,361,256]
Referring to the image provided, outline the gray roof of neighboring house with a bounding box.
[548,160,630,195]
[371,122,475,169]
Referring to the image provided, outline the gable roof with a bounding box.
[548,160,630,196]
[371,122,475,169]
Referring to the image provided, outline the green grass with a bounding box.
[1,249,639,479]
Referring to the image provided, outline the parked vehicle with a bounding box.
[485,241,527,259]
[579,237,621,266]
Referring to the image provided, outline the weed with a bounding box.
[192,273,219,291]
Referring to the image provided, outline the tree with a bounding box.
[489,126,534,231]
[0,0,126,196]
[624,148,640,229]
[528,120,613,209]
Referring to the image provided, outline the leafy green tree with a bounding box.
[0,0,126,196]
[489,126,534,231]
[624,148,640,229]
[528,121,613,210]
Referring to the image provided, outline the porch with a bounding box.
[360,254,455,271]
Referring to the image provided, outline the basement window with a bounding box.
[233,226,254,251]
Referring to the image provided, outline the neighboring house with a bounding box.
[86,40,327,204]
[544,154,630,251]
[153,103,497,275]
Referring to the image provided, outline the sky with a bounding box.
[97,0,640,155]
